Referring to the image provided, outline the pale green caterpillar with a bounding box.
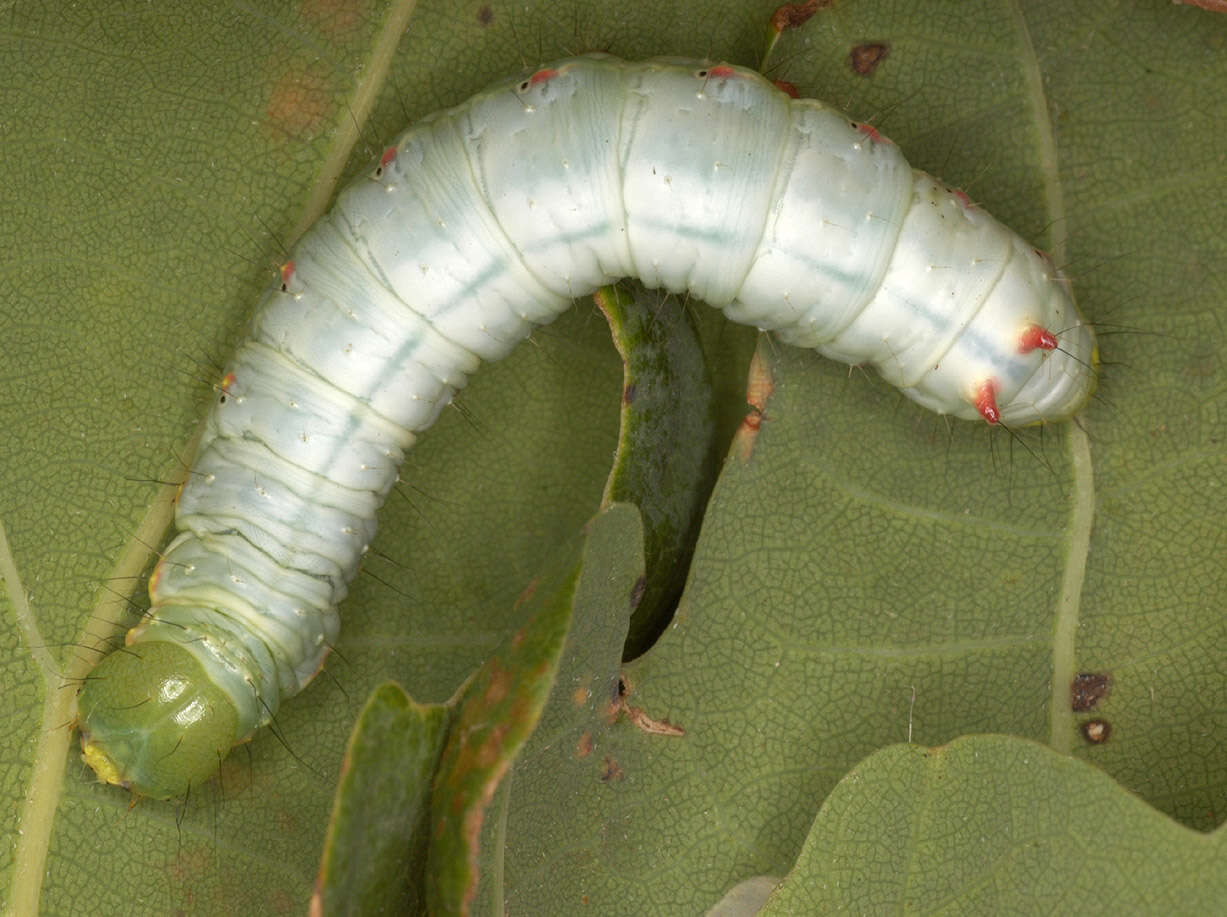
[76,54,1097,800]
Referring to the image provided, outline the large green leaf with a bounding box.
[759,735,1227,913]
[3,0,1224,912]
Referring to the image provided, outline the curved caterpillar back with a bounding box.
[76,54,1096,800]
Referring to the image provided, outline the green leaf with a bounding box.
[759,735,1227,913]
[594,283,734,657]
[4,0,1226,913]
[313,504,642,916]
[313,684,451,916]
[428,504,642,914]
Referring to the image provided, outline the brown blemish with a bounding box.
[733,348,775,462]
[770,0,831,34]
[599,756,625,782]
[602,676,627,722]
[265,69,332,139]
[575,732,594,758]
[622,704,685,736]
[629,575,646,611]
[168,844,214,885]
[216,753,254,798]
[476,4,494,25]
[299,0,368,36]
[1081,719,1111,744]
[513,577,540,611]
[610,675,685,736]
[572,683,591,707]
[482,659,512,706]
[1071,672,1111,712]
[622,381,637,405]
[476,723,509,768]
[850,42,889,76]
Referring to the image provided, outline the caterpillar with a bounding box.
[76,53,1097,800]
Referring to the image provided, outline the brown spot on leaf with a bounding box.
[629,575,646,611]
[600,756,624,782]
[168,845,213,886]
[216,753,254,798]
[770,0,832,34]
[610,675,685,736]
[513,576,540,611]
[1081,719,1112,744]
[477,724,509,767]
[623,704,685,736]
[482,659,512,705]
[733,349,774,462]
[1071,672,1111,711]
[299,0,369,36]
[265,69,331,139]
[477,3,494,25]
[575,732,594,758]
[602,675,627,721]
[850,42,889,76]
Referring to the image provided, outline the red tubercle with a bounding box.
[706,64,737,79]
[773,79,800,98]
[974,379,1001,425]
[855,122,887,144]
[279,261,295,290]
[952,188,973,208]
[1019,324,1058,353]
[527,67,559,87]
[220,371,238,394]
[379,146,397,170]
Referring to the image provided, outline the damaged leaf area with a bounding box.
[431,505,643,915]
[595,282,722,657]
[311,505,644,916]
[732,343,776,464]
[613,676,686,736]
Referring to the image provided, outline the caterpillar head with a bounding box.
[77,641,240,800]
